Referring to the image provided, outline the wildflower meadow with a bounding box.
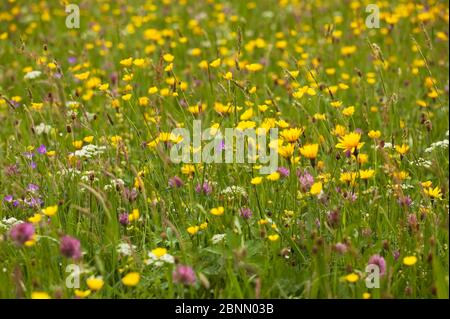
[0,0,448,300]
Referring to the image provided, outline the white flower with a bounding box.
[24,70,41,80]
[211,233,226,244]
[425,138,449,153]
[0,217,23,230]
[117,242,136,256]
[74,144,106,158]
[220,185,248,200]
[409,158,432,168]
[145,250,174,266]
[34,123,52,135]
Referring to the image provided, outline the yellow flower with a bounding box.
[31,102,44,111]
[278,143,295,158]
[110,135,123,146]
[331,101,343,108]
[73,140,83,149]
[392,171,409,181]
[25,235,37,247]
[267,234,280,241]
[28,213,42,224]
[340,172,358,185]
[164,63,173,72]
[214,102,233,114]
[240,108,253,120]
[128,208,140,222]
[245,63,263,72]
[47,62,57,70]
[336,132,364,153]
[31,291,51,299]
[42,205,58,217]
[163,53,174,62]
[83,136,94,143]
[224,71,233,80]
[363,292,371,299]
[344,273,359,283]
[251,176,263,185]
[395,144,410,155]
[266,172,280,181]
[99,83,109,91]
[341,45,357,56]
[133,58,145,67]
[359,169,375,180]
[310,182,322,195]
[210,207,225,216]
[152,247,167,258]
[120,57,133,67]
[280,128,303,143]
[198,60,208,69]
[342,106,355,116]
[74,289,91,298]
[332,125,346,137]
[236,120,256,130]
[181,164,195,175]
[299,143,319,159]
[368,130,381,139]
[258,219,268,225]
[148,86,158,94]
[121,272,140,287]
[122,93,132,101]
[421,181,433,188]
[209,58,221,68]
[187,226,200,235]
[111,99,120,108]
[86,276,104,291]
[403,256,417,266]
[74,71,90,81]
[424,186,442,200]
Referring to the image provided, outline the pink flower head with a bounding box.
[169,176,184,188]
[10,222,35,245]
[368,254,386,276]
[277,167,290,178]
[60,235,82,260]
[239,207,253,219]
[297,170,314,191]
[173,265,196,286]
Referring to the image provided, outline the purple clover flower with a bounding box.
[172,265,196,286]
[368,254,386,276]
[169,176,184,188]
[10,222,35,245]
[239,207,253,219]
[60,235,82,260]
[277,167,290,178]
